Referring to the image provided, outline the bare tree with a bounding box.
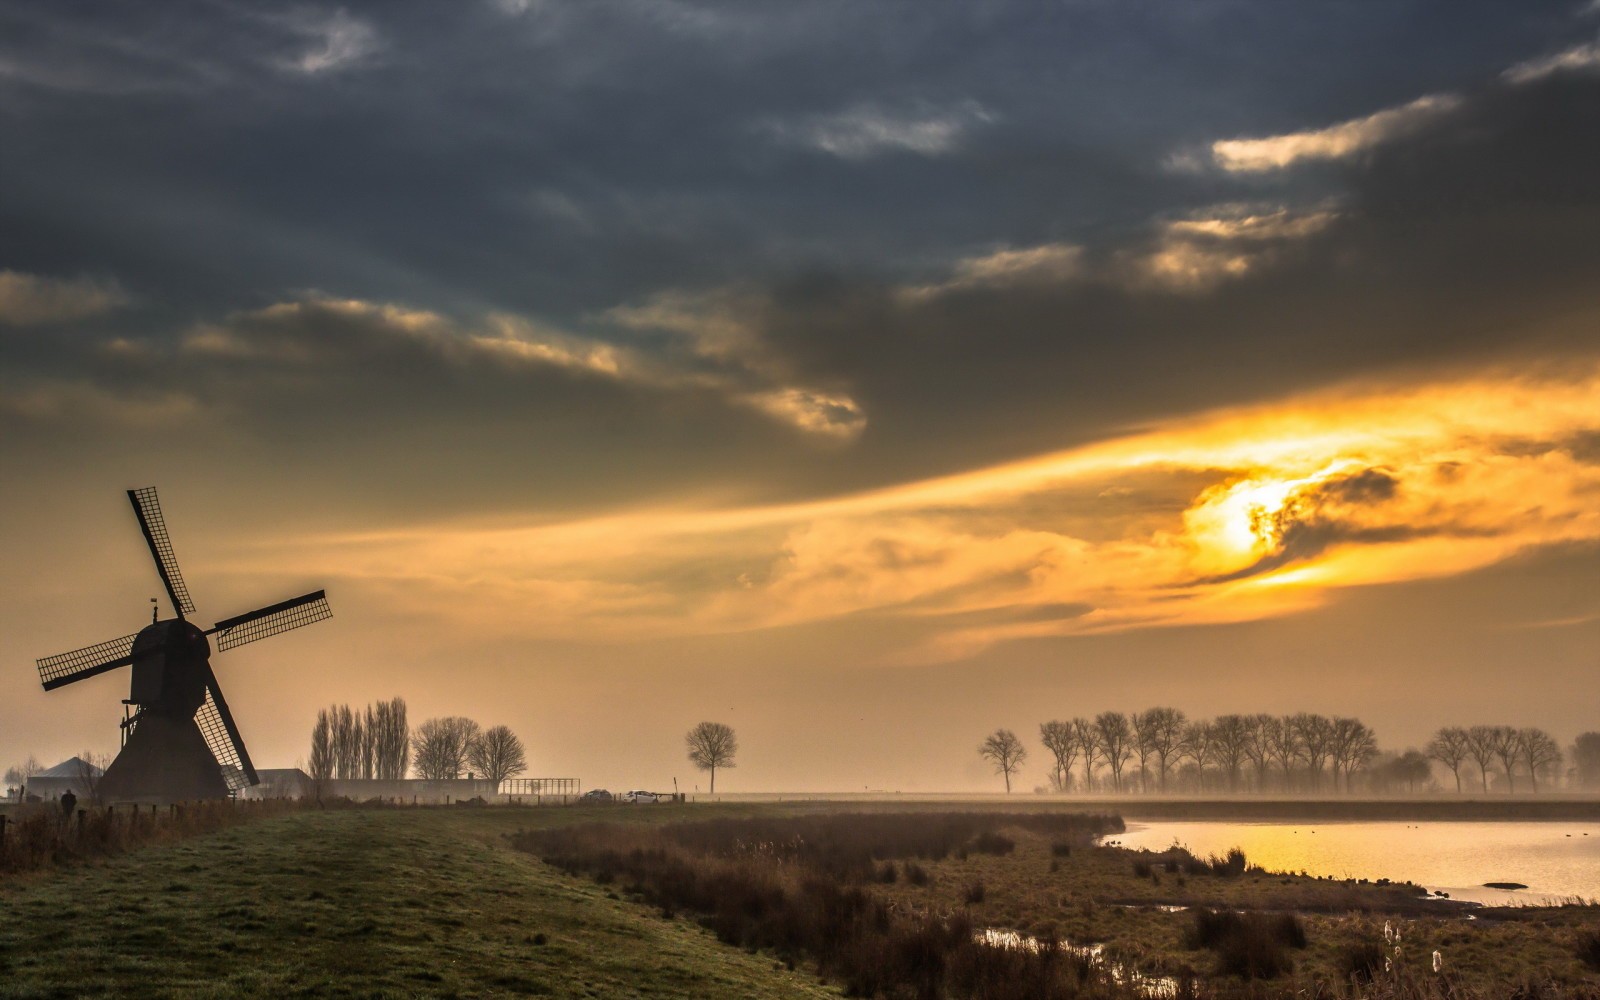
[468,725,528,786]
[1291,713,1335,793]
[1039,720,1079,792]
[1267,716,1301,792]
[1072,717,1100,792]
[1130,710,1160,793]
[370,697,411,780]
[4,754,42,801]
[309,709,334,787]
[979,729,1028,793]
[411,717,481,780]
[1426,727,1471,794]
[1328,718,1378,793]
[359,704,377,780]
[1464,725,1499,793]
[331,704,362,780]
[1094,712,1134,793]
[1489,725,1521,794]
[1182,721,1215,792]
[1143,707,1188,793]
[1211,715,1251,793]
[686,721,738,793]
[1241,714,1274,793]
[1517,728,1561,793]
[74,751,111,807]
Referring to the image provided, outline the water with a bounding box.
[1110,820,1600,906]
[977,928,1177,997]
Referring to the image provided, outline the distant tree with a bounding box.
[1211,715,1251,793]
[1241,714,1275,793]
[331,704,362,780]
[371,697,410,781]
[1574,732,1600,790]
[1329,718,1378,793]
[412,717,481,780]
[468,725,528,786]
[4,754,42,799]
[308,710,334,785]
[1143,707,1188,793]
[1464,725,1499,793]
[1094,712,1134,793]
[1267,716,1301,791]
[1130,710,1161,793]
[74,751,111,807]
[359,704,377,780]
[1517,728,1562,793]
[1072,717,1100,791]
[685,721,738,793]
[1182,721,1215,792]
[979,729,1028,793]
[1290,713,1335,793]
[1385,750,1433,794]
[1426,727,1471,794]
[1039,720,1079,792]
[1489,726,1521,794]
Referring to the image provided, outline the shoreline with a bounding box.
[703,793,1600,822]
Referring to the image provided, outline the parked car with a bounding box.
[621,790,660,804]
[581,789,613,802]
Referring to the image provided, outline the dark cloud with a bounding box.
[3,0,1598,517]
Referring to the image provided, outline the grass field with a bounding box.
[0,804,841,1000]
[3,801,1597,999]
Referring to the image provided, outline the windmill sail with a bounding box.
[128,487,195,616]
[209,590,330,651]
[195,665,258,790]
[37,632,140,690]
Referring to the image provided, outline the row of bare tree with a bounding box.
[1024,710,1381,794]
[1425,725,1564,794]
[309,698,410,781]
[980,712,1593,794]
[307,700,529,785]
[410,716,527,784]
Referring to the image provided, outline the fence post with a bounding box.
[1,814,7,850]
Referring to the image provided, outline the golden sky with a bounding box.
[2,2,1597,791]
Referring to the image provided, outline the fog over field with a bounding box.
[2,0,1597,793]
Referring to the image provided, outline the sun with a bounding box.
[1182,462,1357,575]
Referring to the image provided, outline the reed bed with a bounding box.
[512,810,1600,1000]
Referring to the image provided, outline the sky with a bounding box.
[2,0,1597,794]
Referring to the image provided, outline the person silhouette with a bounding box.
[60,789,77,817]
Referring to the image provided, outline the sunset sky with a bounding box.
[2,1,1596,793]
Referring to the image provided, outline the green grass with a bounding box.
[0,806,842,1000]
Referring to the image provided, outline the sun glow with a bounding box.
[228,360,1600,661]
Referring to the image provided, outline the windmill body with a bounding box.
[36,488,331,804]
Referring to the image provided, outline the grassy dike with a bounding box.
[0,805,841,1000]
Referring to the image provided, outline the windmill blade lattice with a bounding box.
[128,487,195,616]
[37,632,140,690]
[210,590,330,651]
[195,679,257,791]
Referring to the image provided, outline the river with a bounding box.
[1110,820,1600,906]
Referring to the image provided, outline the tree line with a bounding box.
[978,710,1598,794]
[308,698,529,786]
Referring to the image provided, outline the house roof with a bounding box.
[34,756,104,778]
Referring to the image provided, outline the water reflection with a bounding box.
[977,927,1179,997]
[1109,820,1600,906]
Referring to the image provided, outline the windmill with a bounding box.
[35,488,331,802]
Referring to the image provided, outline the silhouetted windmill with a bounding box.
[35,488,331,802]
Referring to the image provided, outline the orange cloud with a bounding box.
[222,360,1600,662]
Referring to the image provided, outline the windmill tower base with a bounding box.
[98,714,231,803]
